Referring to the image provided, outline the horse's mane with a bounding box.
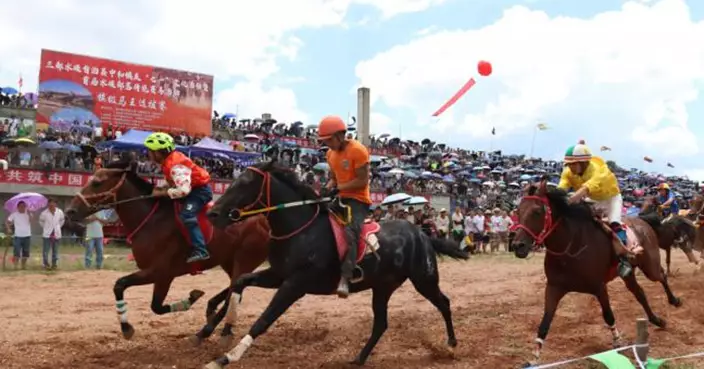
[527,186,595,221]
[255,161,321,201]
[105,159,155,195]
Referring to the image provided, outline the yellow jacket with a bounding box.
[557,156,620,201]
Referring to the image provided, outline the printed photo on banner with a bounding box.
[36,49,214,136]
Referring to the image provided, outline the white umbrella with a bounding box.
[404,196,428,205]
[382,193,412,205]
[244,134,261,141]
[388,168,405,175]
[482,181,495,187]
[509,182,520,187]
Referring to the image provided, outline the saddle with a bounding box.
[327,199,381,265]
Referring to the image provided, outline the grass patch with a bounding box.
[1,242,136,273]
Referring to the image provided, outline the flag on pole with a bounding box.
[667,162,674,168]
[600,146,611,152]
[491,127,495,135]
[17,73,23,93]
[536,123,549,130]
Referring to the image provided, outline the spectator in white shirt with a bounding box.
[39,199,65,270]
[471,211,486,253]
[451,207,465,243]
[435,209,450,238]
[6,201,32,270]
[84,210,107,269]
[490,208,503,253]
[498,210,514,252]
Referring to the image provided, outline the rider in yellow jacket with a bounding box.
[557,140,633,278]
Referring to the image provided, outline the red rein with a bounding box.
[511,195,561,246]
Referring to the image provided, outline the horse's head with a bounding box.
[209,164,267,229]
[512,178,552,259]
[65,160,143,221]
[640,196,658,213]
[209,159,320,230]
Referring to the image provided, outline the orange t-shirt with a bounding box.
[326,140,371,204]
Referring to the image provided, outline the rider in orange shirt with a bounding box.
[317,116,372,298]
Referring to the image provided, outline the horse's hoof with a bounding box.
[651,317,667,329]
[204,362,223,369]
[671,297,683,308]
[219,334,234,348]
[190,289,206,302]
[122,324,135,340]
[521,362,534,368]
[189,335,204,347]
[448,338,458,348]
[350,358,365,366]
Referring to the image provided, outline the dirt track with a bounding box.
[0,252,702,369]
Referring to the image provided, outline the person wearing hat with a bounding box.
[317,115,372,298]
[656,183,679,220]
[558,140,633,277]
[435,208,450,239]
[144,132,212,263]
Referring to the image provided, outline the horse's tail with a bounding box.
[429,236,470,260]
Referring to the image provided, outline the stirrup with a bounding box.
[187,252,210,263]
[350,265,364,284]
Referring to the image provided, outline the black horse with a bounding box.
[205,161,468,368]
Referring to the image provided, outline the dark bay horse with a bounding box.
[64,159,270,344]
[640,196,700,274]
[205,161,468,368]
[512,181,681,367]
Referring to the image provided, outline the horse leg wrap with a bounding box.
[225,293,240,325]
[533,338,544,360]
[608,325,622,342]
[169,299,192,313]
[116,300,128,323]
[225,334,253,362]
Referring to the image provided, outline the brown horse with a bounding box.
[512,181,681,367]
[686,195,704,256]
[640,196,700,274]
[64,159,270,345]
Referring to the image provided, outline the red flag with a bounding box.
[18,74,23,89]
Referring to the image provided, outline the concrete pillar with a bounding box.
[357,87,370,146]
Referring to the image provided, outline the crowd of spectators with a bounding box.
[1,108,701,215]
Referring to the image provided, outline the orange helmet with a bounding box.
[317,116,346,140]
[657,183,670,191]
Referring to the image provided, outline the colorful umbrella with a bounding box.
[4,192,48,212]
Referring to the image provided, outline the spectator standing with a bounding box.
[6,201,32,270]
[435,209,450,238]
[497,210,513,252]
[472,210,486,253]
[39,199,64,269]
[489,208,503,253]
[451,207,465,243]
[84,210,106,269]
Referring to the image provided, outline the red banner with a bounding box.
[0,169,413,202]
[0,169,231,195]
[37,49,214,136]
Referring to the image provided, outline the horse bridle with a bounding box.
[511,195,561,246]
[77,168,155,212]
[226,166,323,240]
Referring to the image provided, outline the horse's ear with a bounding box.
[537,178,548,195]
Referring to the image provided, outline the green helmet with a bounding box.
[564,140,592,163]
[144,132,175,152]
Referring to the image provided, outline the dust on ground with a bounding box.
[0,252,702,369]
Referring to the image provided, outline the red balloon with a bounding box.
[478,60,492,77]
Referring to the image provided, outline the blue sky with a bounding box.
[2,0,704,178]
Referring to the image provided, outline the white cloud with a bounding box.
[215,81,308,122]
[355,0,449,19]
[355,0,704,158]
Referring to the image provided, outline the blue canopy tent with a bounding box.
[189,137,260,164]
[96,129,187,152]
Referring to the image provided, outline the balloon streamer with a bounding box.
[431,60,493,117]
